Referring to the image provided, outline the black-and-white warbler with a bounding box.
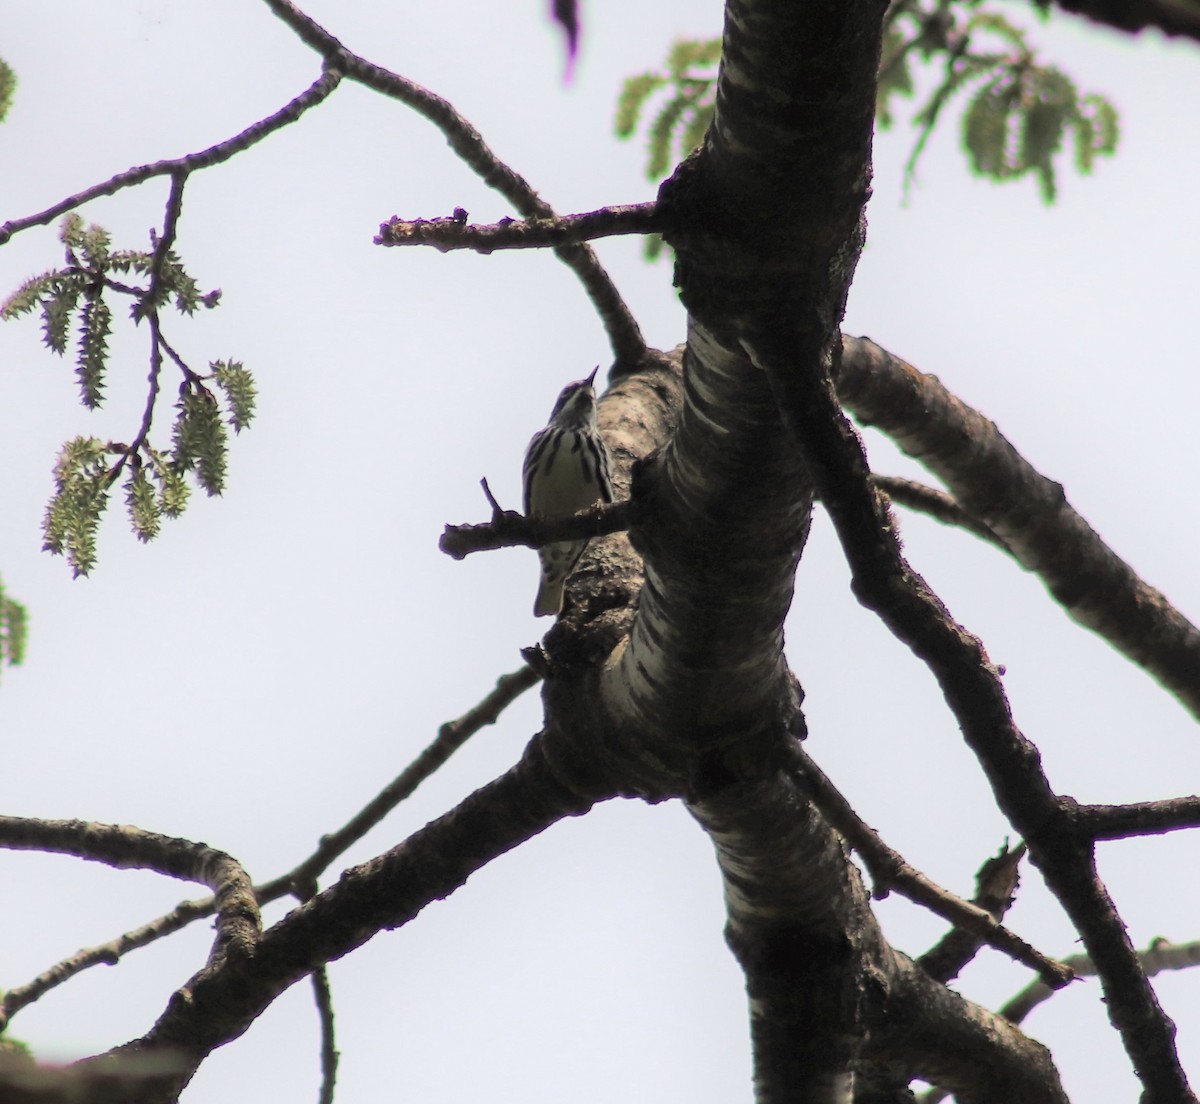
[522,367,614,617]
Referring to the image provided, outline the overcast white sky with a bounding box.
[1,2,1197,1101]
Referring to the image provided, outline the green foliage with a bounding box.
[4,215,251,573]
[76,292,111,408]
[0,57,16,123]
[171,387,228,496]
[0,576,29,677]
[147,448,191,518]
[893,5,1118,201]
[124,463,161,543]
[43,436,112,577]
[212,360,257,433]
[615,38,720,184]
[615,2,1118,217]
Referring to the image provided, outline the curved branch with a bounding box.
[0,69,342,246]
[839,335,1200,722]
[0,817,258,967]
[743,326,1194,1101]
[261,0,648,369]
[81,742,605,1104]
[0,664,539,1028]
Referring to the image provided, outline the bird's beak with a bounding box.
[586,365,600,388]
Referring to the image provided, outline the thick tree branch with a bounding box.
[0,664,538,1028]
[839,335,1200,722]
[0,819,258,968]
[1053,0,1200,42]
[748,325,1194,1102]
[1080,796,1200,840]
[80,741,607,1104]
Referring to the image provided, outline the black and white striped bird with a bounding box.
[522,367,613,617]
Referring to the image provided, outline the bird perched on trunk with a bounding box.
[522,367,613,617]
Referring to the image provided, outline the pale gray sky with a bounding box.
[1,3,1197,1101]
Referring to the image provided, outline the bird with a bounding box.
[522,367,614,617]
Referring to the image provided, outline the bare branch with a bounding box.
[1081,797,1200,841]
[376,204,662,253]
[0,817,258,964]
[82,743,607,1104]
[743,327,1194,1101]
[0,665,538,1028]
[871,475,1014,557]
[1001,937,1200,1025]
[839,335,1200,722]
[259,0,648,369]
[789,747,1068,986]
[263,662,541,899]
[311,968,338,1104]
[440,499,633,560]
[0,70,342,246]
[0,898,213,1031]
[917,843,1026,984]
[920,938,1200,1103]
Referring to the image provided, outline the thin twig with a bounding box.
[919,938,1200,1104]
[115,172,190,480]
[917,842,1025,984]
[0,70,343,246]
[0,897,214,1030]
[261,663,541,899]
[376,204,662,253]
[311,967,339,1104]
[0,663,541,1029]
[788,746,1070,986]
[440,499,633,560]
[871,474,1014,556]
[260,0,648,368]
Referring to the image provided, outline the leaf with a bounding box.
[211,360,257,433]
[0,57,16,123]
[147,448,191,518]
[171,388,227,496]
[1,271,56,320]
[614,72,666,138]
[963,76,1017,178]
[125,464,161,542]
[43,436,112,576]
[40,275,84,355]
[75,293,111,408]
[0,576,28,672]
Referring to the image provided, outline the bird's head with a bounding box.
[547,366,600,427]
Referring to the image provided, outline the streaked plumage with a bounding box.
[522,367,613,617]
